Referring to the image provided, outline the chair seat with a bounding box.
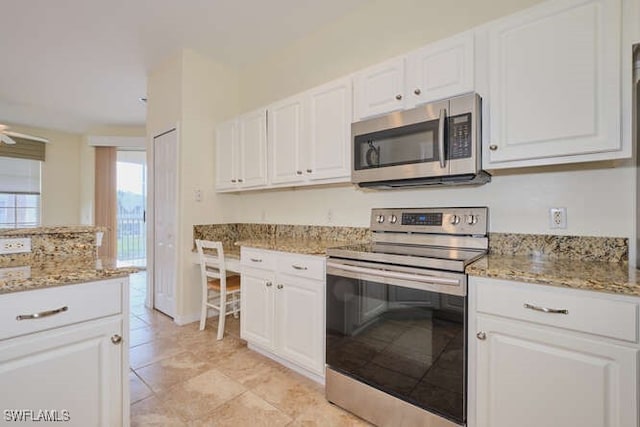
[207,274,241,292]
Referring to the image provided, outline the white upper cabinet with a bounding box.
[405,31,475,107]
[215,118,238,191]
[306,76,352,181]
[483,0,625,168]
[269,95,306,185]
[238,108,268,188]
[269,76,353,186]
[354,32,475,121]
[353,57,406,120]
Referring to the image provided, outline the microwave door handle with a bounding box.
[438,108,446,169]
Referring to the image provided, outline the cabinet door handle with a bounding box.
[250,258,262,263]
[476,331,487,340]
[111,334,123,345]
[296,171,303,175]
[414,88,421,95]
[266,281,273,287]
[16,305,68,321]
[395,94,403,100]
[523,303,569,315]
[277,284,284,289]
[292,264,308,271]
[306,169,312,173]
[238,178,244,183]
[231,179,237,183]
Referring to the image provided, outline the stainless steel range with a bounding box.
[325,207,488,427]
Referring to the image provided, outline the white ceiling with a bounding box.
[0,0,368,133]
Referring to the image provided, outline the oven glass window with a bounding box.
[326,274,466,424]
[354,120,440,170]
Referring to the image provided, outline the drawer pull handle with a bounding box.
[16,305,69,321]
[292,264,308,271]
[250,258,262,263]
[524,303,568,315]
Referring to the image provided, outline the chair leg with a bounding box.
[233,292,239,318]
[199,289,208,331]
[217,292,227,340]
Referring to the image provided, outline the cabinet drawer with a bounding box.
[475,278,638,343]
[0,279,124,341]
[241,248,276,270]
[277,254,325,280]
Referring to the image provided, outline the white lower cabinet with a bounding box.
[468,277,639,427]
[0,278,129,427]
[240,248,325,380]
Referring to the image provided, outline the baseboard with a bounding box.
[173,309,220,326]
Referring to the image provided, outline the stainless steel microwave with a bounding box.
[351,92,490,188]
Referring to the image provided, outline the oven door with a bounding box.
[326,259,467,425]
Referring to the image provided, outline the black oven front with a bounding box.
[326,259,467,425]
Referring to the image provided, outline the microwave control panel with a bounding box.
[448,113,472,160]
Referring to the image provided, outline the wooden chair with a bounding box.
[195,239,241,340]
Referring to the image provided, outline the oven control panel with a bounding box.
[371,207,488,235]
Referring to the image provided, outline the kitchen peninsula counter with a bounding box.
[0,257,140,295]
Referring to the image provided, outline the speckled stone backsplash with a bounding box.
[0,227,101,267]
[489,233,628,264]
[193,223,371,247]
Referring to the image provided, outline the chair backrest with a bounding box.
[195,239,227,282]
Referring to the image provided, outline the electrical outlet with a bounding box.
[549,207,567,229]
[0,238,31,254]
[0,266,31,280]
[194,188,203,202]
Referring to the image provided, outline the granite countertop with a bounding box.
[0,257,140,295]
[234,238,357,255]
[0,225,106,236]
[467,255,640,297]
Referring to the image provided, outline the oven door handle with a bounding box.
[327,261,461,287]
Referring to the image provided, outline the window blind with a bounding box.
[0,157,41,194]
[0,137,46,161]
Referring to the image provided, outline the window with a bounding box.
[0,157,41,229]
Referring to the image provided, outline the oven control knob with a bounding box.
[389,215,398,224]
[466,215,478,225]
[376,215,385,223]
[450,215,460,225]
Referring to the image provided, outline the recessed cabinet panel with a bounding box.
[486,0,622,165]
[240,269,274,349]
[215,119,238,190]
[354,57,406,120]
[307,77,352,181]
[269,96,305,185]
[475,314,638,427]
[238,109,268,188]
[406,32,474,106]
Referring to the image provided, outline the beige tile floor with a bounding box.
[128,272,371,426]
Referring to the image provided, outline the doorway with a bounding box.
[116,150,147,268]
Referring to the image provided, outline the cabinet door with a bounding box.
[0,317,124,427]
[215,119,238,190]
[406,31,474,107]
[240,270,275,349]
[269,95,306,185]
[238,109,268,188]
[486,0,622,166]
[475,315,638,427]
[353,56,406,120]
[306,77,353,181]
[275,275,324,376]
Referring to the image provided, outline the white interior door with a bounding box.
[153,129,178,318]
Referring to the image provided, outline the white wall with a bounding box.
[147,49,240,321]
[220,0,635,243]
[8,124,83,226]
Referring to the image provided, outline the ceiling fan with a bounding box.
[0,124,49,145]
